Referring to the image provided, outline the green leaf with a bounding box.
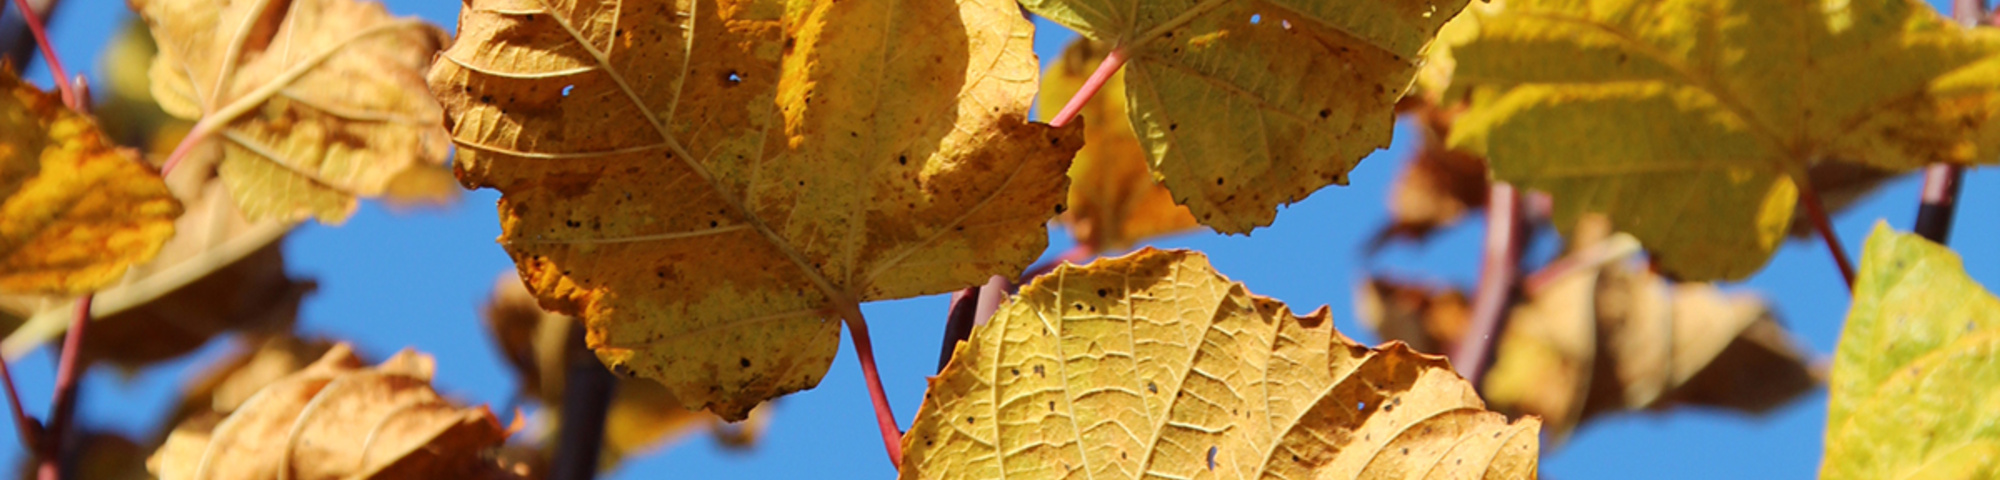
[1824,223,2000,479]
[1018,0,1469,233]
[1448,0,2000,280]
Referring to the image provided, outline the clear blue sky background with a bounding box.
[5,0,1994,477]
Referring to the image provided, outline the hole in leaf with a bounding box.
[1250,14,1261,24]
[561,84,574,96]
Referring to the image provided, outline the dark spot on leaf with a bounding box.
[1402,448,1409,455]
[739,357,750,368]
[1097,289,1108,297]
[1034,365,1045,377]
[898,155,907,165]
[1054,203,1067,214]
[1319,108,1331,119]
[1147,382,1158,393]
[966,416,976,424]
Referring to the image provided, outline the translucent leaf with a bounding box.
[1824,224,2000,479]
[902,249,1540,479]
[430,0,1082,419]
[1020,0,1471,233]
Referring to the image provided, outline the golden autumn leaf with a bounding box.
[1020,0,1469,233]
[0,150,311,367]
[1040,39,1197,251]
[1357,235,1819,441]
[1446,0,2000,280]
[483,272,770,470]
[1823,224,2000,479]
[0,69,183,295]
[430,0,1082,419]
[148,343,516,480]
[133,0,454,224]
[901,249,1541,479]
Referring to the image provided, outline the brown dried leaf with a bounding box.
[148,343,515,480]
[134,0,454,223]
[1355,237,1819,441]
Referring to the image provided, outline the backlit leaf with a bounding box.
[134,0,453,224]
[1040,39,1197,251]
[1019,0,1470,233]
[0,69,183,295]
[148,343,515,479]
[1823,224,2000,479]
[0,151,310,367]
[1447,0,2000,280]
[430,0,1082,419]
[901,249,1540,479]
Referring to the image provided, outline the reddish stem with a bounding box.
[1799,181,1856,291]
[37,295,88,480]
[1047,47,1127,129]
[838,303,903,469]
[6,0,75,109]
[0,354,36,454]
[1450,183,1524,384]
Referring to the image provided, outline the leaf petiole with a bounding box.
[837,302,904,469]
[1046,46,1127,129]
[5,0,75,109]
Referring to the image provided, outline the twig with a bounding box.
[0,354,36,454]
[5,0,74,109]
[1914,164,1964,244]
[1799,180,1857,290]
[939,288,980,372]
[837,302,903,469]
[937,276,1010,372]
[549,326,616,480]
[37,296,88,480]
[1450,183,1524,385]
[1046,47,1127,129]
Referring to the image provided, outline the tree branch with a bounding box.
[549,325,617,480]
[1450,183,1524,385]
[37,296,88,480]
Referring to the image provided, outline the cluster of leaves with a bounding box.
[1,0,1998,475]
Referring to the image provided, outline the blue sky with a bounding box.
[5,0,1993,477]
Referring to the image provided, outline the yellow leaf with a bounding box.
[0,69,184,295]
[1040,39,1198,251]
[0,151,309,367]
[430,0,1082,419]
[133,0,453,224]
[902,249,1540,479]
[1447,0,2000,280]
[1021,0,1470,233]
[148,343,515,480]
[1824,224,2000,479]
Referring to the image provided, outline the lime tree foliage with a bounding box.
[0,0,1991,478]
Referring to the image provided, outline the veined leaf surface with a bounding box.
[430,0,1083,418]
[902,249,1540,479]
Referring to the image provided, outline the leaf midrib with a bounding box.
[530,0,851,306]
